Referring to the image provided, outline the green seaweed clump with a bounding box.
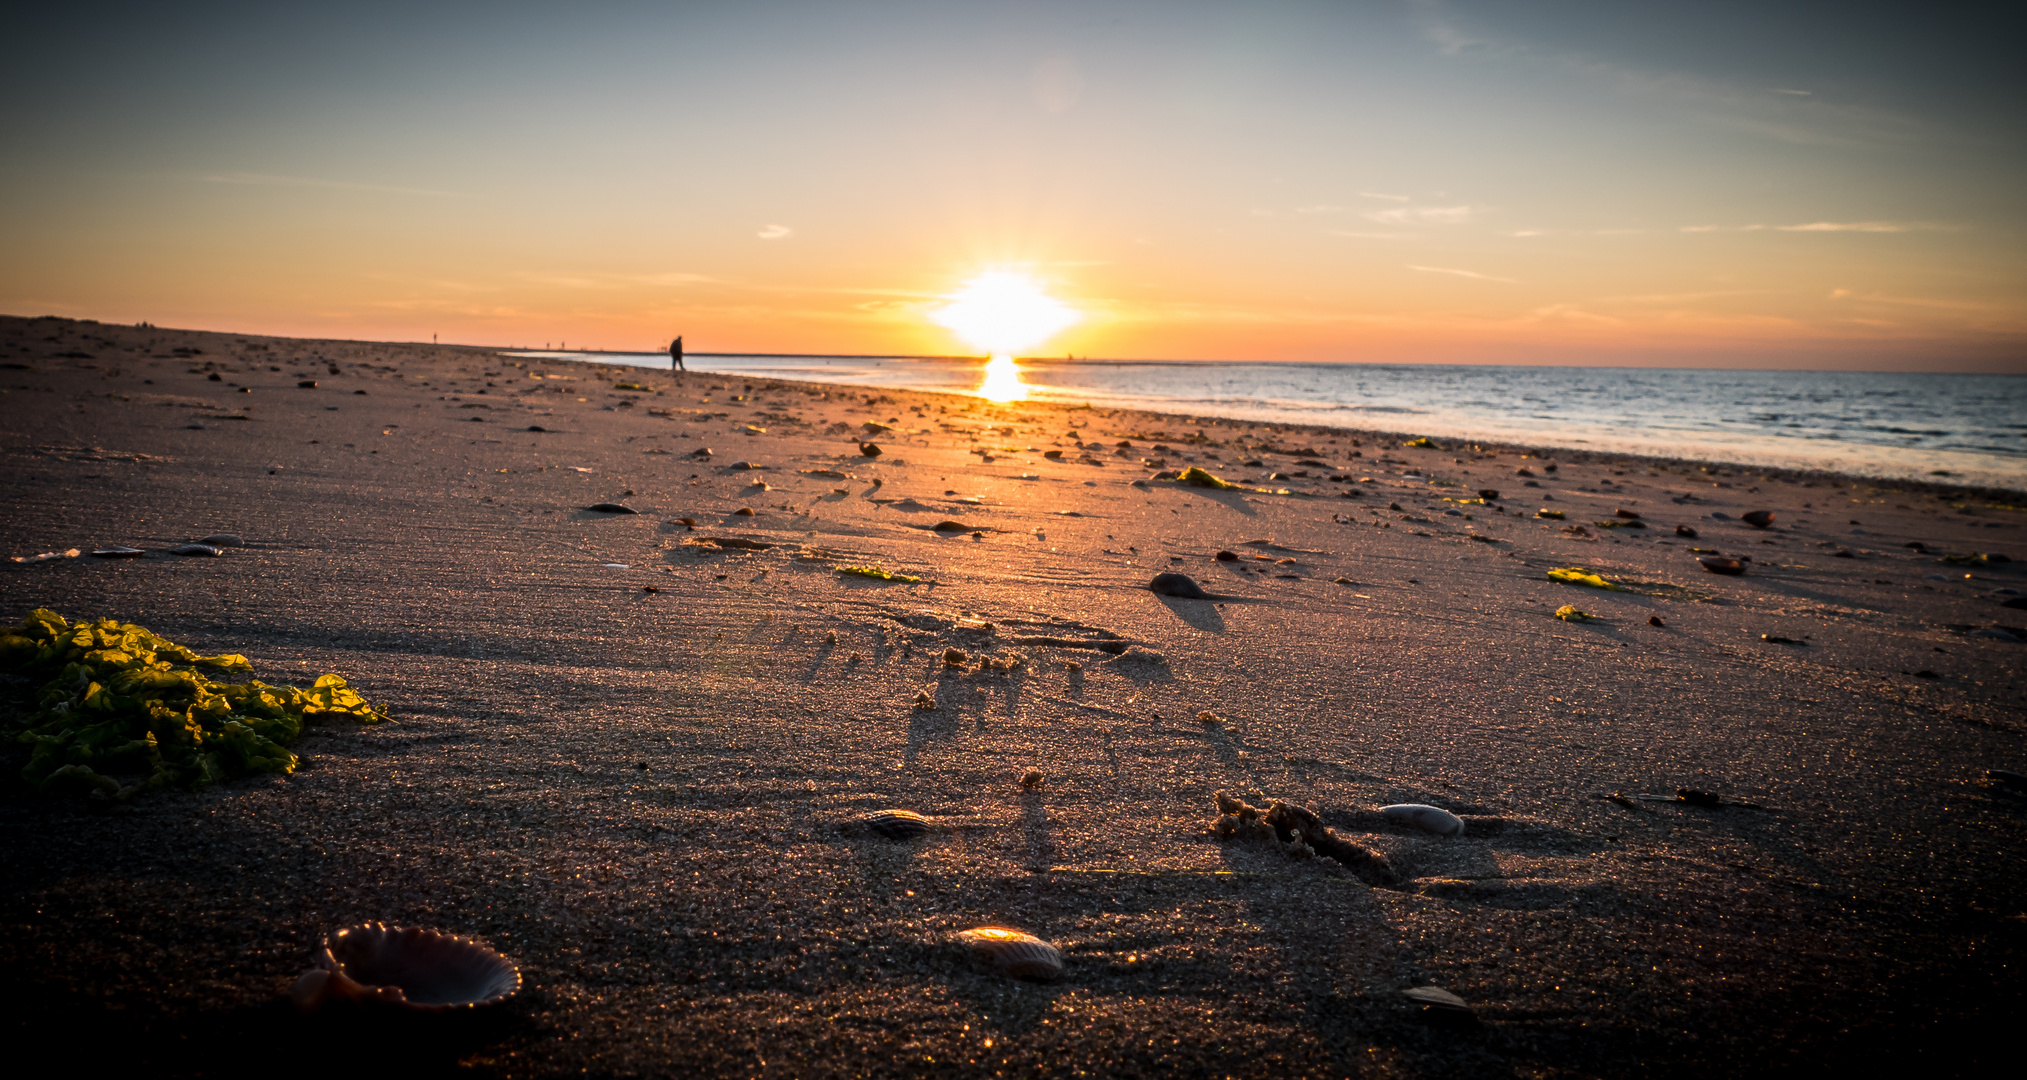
[835,565,922,583]
[1404,437,1435,448]
[0,609,386,799]
[1548,567,1624,591]
[1554,605,1593,622]
[614,381,651,391]
[1175,466,1243,490]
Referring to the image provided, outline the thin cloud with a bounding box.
[1294,204,1347,214]
[1358,191,1411,202]
[200,172,463,198]
[1367,204,1475,226]
[1409,264,1516,283]
[757,224,793,240]
[1771,88,1813,96]
[1331,230,1413,240]
[1776,221,1908,232]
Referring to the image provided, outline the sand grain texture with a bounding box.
[1,315,2023,1076]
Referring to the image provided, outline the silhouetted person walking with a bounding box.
[670,336,684,371]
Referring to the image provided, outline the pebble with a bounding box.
[1699,556,1745,576]
[1649,615,1665,627]
[195,533,243,547]
[1214,550,1238,562]
[586,503,638,514]
[1019,769,1044,789]
[859,442,883,457]
[167,543,224,557]
[1147,572,1208,599]
[733,507,755,516]
[1380,804,1465,837]
[1742,510,1776,528]
[1676,525,1697,538]
[527,425,547,432]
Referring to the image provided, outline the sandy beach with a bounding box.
[2,313,2023,1077]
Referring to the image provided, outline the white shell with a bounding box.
[1403,986,1471,1011]
[959,926,1063,981]
[1381,804,1466,838]
[293,923,520,1013]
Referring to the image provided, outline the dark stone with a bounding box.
[1742,510,1775,528]
[585,503,638,514]
[1149,572,1208,599]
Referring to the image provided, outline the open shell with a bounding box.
[865,809,931,838]
[292,923,520,1013]
[1381,803,1466,838]
[959,927,1063,981]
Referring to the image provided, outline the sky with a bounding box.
[2,0,2023,370]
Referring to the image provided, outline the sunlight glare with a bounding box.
[977,354,1028,403]
[930,271,1080,355]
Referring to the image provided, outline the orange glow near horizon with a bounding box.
[976,354,1028,402]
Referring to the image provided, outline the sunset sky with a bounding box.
[3,1,2022,369]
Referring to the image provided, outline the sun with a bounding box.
[929,271,1080,355]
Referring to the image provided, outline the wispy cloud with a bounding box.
[1359,191,1411,202]
[200,172,463,198]
[757,224,793,240]
[1409,264,1516,282]
[1331,230,1413,240]
[1367,204,1476,226]
[1770,88,1813,96]
[1776,221,1908,233]
[1294,204,1347,214]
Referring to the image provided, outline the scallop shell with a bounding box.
[865,809,931,838]
[1380,803,1466,838]
[292,923,519,1013]
[958,927,1063,981]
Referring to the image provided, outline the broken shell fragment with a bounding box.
[167,543,224,556]
[292,923,519,1014]
[1380,803,1466,838]
[942,648,968,667]
[913,687,937,709]
[1403,986,1475,1023]
[1698,556,1746,576]
[1019,769,1044,789]
[865,809,931,838]
[958,927,1063,981]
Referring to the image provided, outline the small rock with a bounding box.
[586,503,638,514]
[691,447,713,457]
[1214,550,1238,562]
[1742,510,1776,528]
[913,688,937,709]
[1616,508,1641,519]
[297,380,317,388]
[1148,572,1208,599]
[1699,556,1746,576]
[859,442,883,457]
[733,507,755,516]
[195,533,243,547]
[943,648,968,667]
[527,425,547,432]
[1676,788,1722,808]
[1676,524,1697,538]
[1380,804,1465,837]
[1019,769,1044,789]
[166,543,224,556]
[1477,489,1499,500]
[1649,615,1665,627]
[1760,634,1805,644]
[866,809,931,838]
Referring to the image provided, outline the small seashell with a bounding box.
[195,533,243,547]
[1698,556,1745,576]
[1148,572,1207,598]
[1477,489,1499,500]
[297,379,318,388]
[733,507,755,516]
[294,923,519,1013]
[1381,803,1466,837]
[1649,615,1665,627]
[1675,524,1697,538]
[859,442,883,457]
[1615,508,1641,520]
[1198,710,1222,727]
[586,503,638,514]
[1214,550,1238,562]
[913,687,937,709]
[958,927,1063,981]
[1402,986,1473,1016]
[91,546,147,558]
[865,809,930,838]
[729,460,760,469]
[1741,510,1775,528]
[167,543,224,556]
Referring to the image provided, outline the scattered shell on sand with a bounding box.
[1402,986,1474,1021]
[1381,803,1466,837]
[90,546,146,558]
[1019,769,1044,789]
[1198,711,1223,727]
[1649,615,1665,627]
[195,533,243,547]
[1676,788,1722,807]
[733,507,755,516]
[1675,525,1698,538]
[865,809,931,838]
[913,687,937,709]
[1741,510,1776,528]
[586,503,638,514]
[1477,489,1499,500]
[167,543,224,557]
[958,927,1063,981]
[1214,550,1238,562]
[859,442,883,457]
[1148,572,1208,599]
[943,648,968,667]
[291,923,519,1014]
[1699,556,1746,576]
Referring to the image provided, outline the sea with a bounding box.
[503,351,2027,491]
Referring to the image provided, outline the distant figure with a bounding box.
[670,336,684,371]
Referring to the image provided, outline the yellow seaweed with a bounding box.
[1554,605,1593,622]
[835,565,922,583]
[1548,567,1624,591]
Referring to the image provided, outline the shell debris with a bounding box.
[1019,769,1044,789]
[958,927,1063,981]
[292,923,519,1014]
[864,809,931,839]
[1380,803,1466,838]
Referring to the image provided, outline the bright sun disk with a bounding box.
[930,271,1080,355]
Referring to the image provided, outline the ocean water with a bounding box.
[504,351,2027,490]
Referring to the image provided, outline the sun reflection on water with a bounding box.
[977,354,1028,402]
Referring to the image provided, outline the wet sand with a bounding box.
[2,314,2023,1077]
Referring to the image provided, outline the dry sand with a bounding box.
[1,313,2023,1077]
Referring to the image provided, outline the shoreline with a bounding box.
[3,314,2022,1076]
